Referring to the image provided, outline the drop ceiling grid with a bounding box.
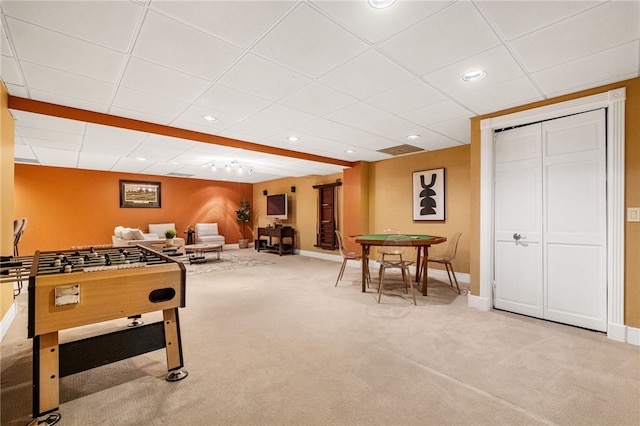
[1,0,638,182]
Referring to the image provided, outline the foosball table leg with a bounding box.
[163,308,188,381]
[33,332,60,418]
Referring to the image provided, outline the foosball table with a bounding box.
[28,245,188,420]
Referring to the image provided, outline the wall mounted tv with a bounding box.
[266,193,288,220]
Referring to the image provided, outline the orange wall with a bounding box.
[14,165,252,254]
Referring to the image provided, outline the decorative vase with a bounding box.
[166,238,174,246]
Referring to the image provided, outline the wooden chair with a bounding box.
[428,232,462,294]
[13,217,27,257]
[378,234,416,305]
[335,230,370,287]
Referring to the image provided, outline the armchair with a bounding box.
[195,223,225,247]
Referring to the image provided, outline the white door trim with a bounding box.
[470,88,627,343]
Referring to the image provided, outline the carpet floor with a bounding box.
[1,249,638,425]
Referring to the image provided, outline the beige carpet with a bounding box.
[1,249,639,425]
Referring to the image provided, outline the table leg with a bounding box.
[421,246,429,296]
[361,245,370,293]
[415,246,423,282]
[33,331,60,416]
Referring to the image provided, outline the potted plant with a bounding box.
[165,229,176,246]
[235,199,251,249]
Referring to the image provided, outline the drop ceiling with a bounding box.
[1,0,638,183]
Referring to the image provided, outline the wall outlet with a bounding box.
[628,208,640,222]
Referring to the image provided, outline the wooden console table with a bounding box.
[257,227,295,255]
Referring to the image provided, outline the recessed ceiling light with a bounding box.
[201,115,217,121]
[461,69,486,82]
[345,149,355,154]
[136,157,146,161]
[368,0,396,9]
[406,134,421,141]
[287,136,299,142]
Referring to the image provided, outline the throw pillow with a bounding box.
[131,229,145,240]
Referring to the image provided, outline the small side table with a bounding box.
[184,229,195,245]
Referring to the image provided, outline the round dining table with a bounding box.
[354,234,447,296]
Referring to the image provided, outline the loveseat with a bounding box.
[195,223,225,247]
[112,223,185,249]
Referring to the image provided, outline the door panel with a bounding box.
[543,109,606,331]
[494,109,607,332]
[545,244,606,330]
[493,125,542,316]
[495,240,543,317]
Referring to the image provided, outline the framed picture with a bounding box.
[412,168,445,221]
[119,180,161,208]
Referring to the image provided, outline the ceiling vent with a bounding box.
[15,157,40,164]
[377,144,424,156]
[167,172,194,177]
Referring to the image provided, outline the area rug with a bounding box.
[175,252,274,275]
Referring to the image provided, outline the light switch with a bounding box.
[628,208,640,222]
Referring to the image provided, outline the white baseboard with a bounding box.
[0,302,16,342]
[468,294,491,311]
[623,326,640,346]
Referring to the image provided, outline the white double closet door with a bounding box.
[493,109,607,332]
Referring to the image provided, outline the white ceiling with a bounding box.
[1,0,638,183]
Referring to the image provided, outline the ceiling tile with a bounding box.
[220,120,286,142]
[319,49,415,99]
[1,0,142,52]
[32,146,79,167]
[6,17,126,82]
[424,46,525,97]
[453,76,543,115]
[150,0,293,49]
[378,1,501,75]
[364,79,447,115]
[478,0,603,41]
[196,84,272,117]
[252,3,368,78]
[0,55,23,86]
[109,106,173,126]
[249,103,316,128]
[217,53,311,101]
[4,83,27,98]
[112,86,189,120]
[279,82,357,115]
[404,100,473,128]
[292,118,393,150]
[173,104,244,131]
[21,62,115,104]
[77,152,120,170]
[28,89,110,113]
[111,157,153,174]
[510,1,640,72]
[312,0,451,44]
[12,110,86,133]
[429,117,471,144]
[84,123,147,145]
[129,143,188,162]
[14,144,36,160]
[532,41,640,97]
[1,20,13,56]
[121,57,211,103]
[133,10,244,80]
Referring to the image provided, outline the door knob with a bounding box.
[513,233,522,241]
